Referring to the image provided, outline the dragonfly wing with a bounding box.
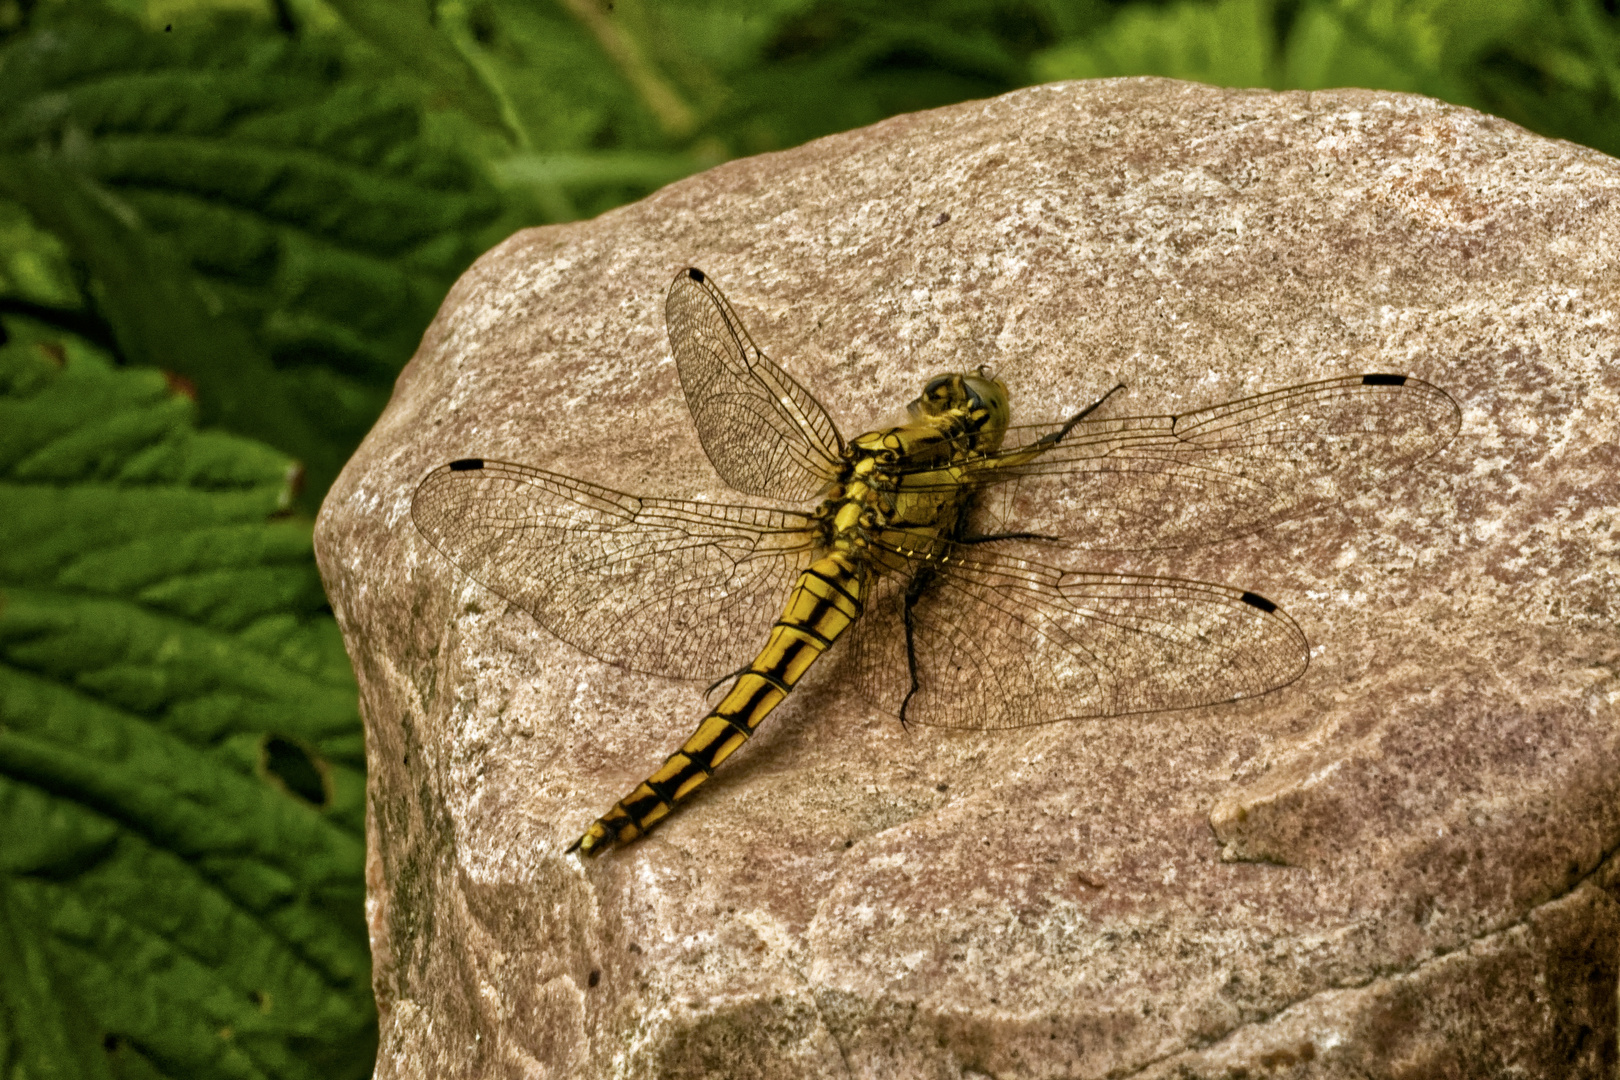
[412,458,816,681]
[966,374,1460,550]
[846,538,1308,730]
[667,268,844,501]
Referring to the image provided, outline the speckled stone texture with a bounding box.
[315,78,1620,1079]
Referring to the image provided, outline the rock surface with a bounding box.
[315,78,1620,1079]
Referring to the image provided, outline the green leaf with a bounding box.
[0,195,82,313]
[1276,2,1475,102]
[407,1,683,171]
[0,10,502,504]
[1033,0,1281,87]
[492,148,710,190]
[417,0,1077,186]
[1468,0,1620,159]
[321,0,520,139]
[0,881,114,1080]
[0,316,373,1080]
[710,0,1065,153]
[1029,0,1583,127]
[0,155,329,511]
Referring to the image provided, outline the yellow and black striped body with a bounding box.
[569,553,864,854]
[570,371,1014,856]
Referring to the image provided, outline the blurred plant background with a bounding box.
[0,0,1614,1075]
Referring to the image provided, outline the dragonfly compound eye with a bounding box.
[962,373,1011,445]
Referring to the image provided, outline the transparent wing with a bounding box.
[412,458,817,681]
[845,535,1309,730]
[667,267,844,501]
[908,374,1461,550]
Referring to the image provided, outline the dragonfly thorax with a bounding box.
[813,370,1014,561]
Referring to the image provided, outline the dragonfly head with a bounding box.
[910,368,1011,451]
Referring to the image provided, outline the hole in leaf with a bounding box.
[588,969,600,988]
[262,736,329,806]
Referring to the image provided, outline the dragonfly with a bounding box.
[412,267,1460,856]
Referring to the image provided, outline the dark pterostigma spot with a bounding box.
[449,458,484,471]
[1361,373,1408,386]
[687,267,705,282]
[1239,591,1279,613]
[262,736,329,806]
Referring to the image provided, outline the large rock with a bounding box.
[315,78,1620,1078]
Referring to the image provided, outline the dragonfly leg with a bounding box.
[957,530,1060,545]
[976,382,1128,474]
[1034,381,1127,450]
[897,568,937,730]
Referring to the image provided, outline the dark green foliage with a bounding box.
[0,317,373,1080]
[1469,0,1620,158]
[327,0,1620,221]
[1033,0,1620,160]
[0,9,502,504]
[319,0,516,136]
[712,0,1087,151]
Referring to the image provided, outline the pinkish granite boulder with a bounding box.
[315,77,1620,1078]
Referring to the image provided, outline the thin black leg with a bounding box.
[957,530,1060,545]
[1035,381,1127,450]
[897,569,935,730]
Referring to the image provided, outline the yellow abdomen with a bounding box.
[570,550,865,855]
